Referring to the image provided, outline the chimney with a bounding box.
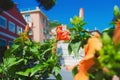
[94,27,97,30]
[36,6,40,10]
[79,8,84,19]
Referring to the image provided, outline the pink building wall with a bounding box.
[21,7,49,44]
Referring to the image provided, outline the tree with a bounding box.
[0,0,56,12]
[37,0,56,10]
[49,20,62,28]
[0,0,14,11]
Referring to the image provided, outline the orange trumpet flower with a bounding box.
[56,26,63,40]
[56,26,70,41]
[21,24,29,41]
[113,21,120,44]
[74,32,102,80]
[24,24,29,32]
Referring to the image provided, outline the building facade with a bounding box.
[57,42,84,66]
[21,7,49,44]
[0,5,27,46]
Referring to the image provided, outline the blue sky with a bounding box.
[13,0,120,31]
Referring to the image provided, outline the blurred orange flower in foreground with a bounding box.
[113,20,120,44]
[74,32,102,80]
[23,24,29,39]
[24,24,29,32]
[56,26,70,41]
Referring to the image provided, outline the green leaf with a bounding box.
[114,52,120,60]
[17,68,31,76]
[72,66,78,77]
[89,73,95,79]
[4,48,11,57]
[9,58,24,68]
[30,64,44,76]
[102,32,111,44]
[30,47,39,53]
[3,57,24,69]
[30,47,40,59]
[4,44,20,57]
[112,63,120,68]
[95,71,105,80]
[0,67,2,73]
[69,40,81,57]
[114,5,119,16]
[25,40,32,45]
[53,66,61,76]
[74,16,81,25]
[17,64,44,77]
[42,48,52,55]
[70,16,84,25]
[68,43,72,55]
[53,73,62,80]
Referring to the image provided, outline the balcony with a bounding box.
[28,30,33,36]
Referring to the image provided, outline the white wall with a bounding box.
[57,41,84,66]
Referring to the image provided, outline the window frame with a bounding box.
[42,18,46,23]
[17,26,23,34]
[24,14,31,22]
[0,15,7,29]
[43,27,47,34]
[8,21,15,33]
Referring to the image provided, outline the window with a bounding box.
[24,14,31,22]
[0,16,7,29]
[43,28,47,34]
[46,22,49,27]
[46,34,50,39]
[0,38,6,46]
[42,18,46,23]
[17,26,23,34]
[9,21,15,33]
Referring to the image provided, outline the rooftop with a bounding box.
[20,7,48,19]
